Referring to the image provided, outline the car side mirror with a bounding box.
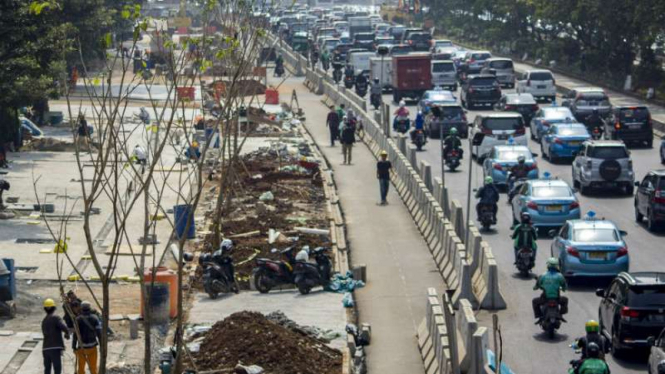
[634,181,640,187]
[647,336,656,346]
[548,229,557,238]
[531,153,539,158]
[472,132,485,146]
[595,288,605,297]
[619,230,628,237]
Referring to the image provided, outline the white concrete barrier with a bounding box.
[417,289,460,374]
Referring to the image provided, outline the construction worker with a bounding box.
[75,301,101,374]
[42,298,70,374]
[186,141,201,161]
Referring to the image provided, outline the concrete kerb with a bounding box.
[442,293,461,374]
[467,227,483,277]
[452,259,479,309]
[472,245,507,310]
[408,146,419,171]
[420,160,433,192]
[450,200,465,240]
[455,299,478,373]
[398,135,407,155]
[469,327,490,374]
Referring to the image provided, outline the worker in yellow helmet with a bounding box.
[41,298,70,374]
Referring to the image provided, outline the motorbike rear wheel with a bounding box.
[204,279,219,299]
[253,269,272,294]
[297,283,312,295]
[547,323,556,339]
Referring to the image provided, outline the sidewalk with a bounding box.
[283,79,446,374]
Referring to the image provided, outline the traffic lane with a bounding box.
[377,93,659,373]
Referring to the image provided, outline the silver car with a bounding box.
[572,140,635,195]
[481,58,515,88]
[649,328,665,374]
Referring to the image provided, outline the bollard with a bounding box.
[129,317,140,339]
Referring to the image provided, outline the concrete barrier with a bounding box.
[450,200,465,240]
[420,160,433,192]
[417,289,460,374]
[471,244,507,310]
[455,299,478,372]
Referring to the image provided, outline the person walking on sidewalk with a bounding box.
[326,106,340,146]
[42,298,70,374]
[341,120,356,164]
[75,301,101,374]
[377,150,392,205]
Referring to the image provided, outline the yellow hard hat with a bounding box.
[43,298,56,308]
[585,320,599,333]
[192,141,199,147]
[380,150,388,157]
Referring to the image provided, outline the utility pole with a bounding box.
[464,135,473,245]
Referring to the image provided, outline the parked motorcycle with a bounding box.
[538,297,565,339]
[370,93,381,110]
[252,247,297,293]
[412,129,426,151]
[515,246,535,277]
[199,250,239,299]
[444,149,461,171]
[355,81,368,98]
[293,247,332,295]
[477,203,495,231]
[393,116,410,134]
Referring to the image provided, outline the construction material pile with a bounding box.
[193,311,342,374]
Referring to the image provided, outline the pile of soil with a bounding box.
[23,137,78,152]
[193,311,342,374]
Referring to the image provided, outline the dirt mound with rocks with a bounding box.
[23,137,80,152]
[194,311,342,374]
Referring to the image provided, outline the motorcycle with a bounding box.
[199,251,239,299]
[333,68,343,84]
[393,116,410,134]
[355,81,368,97]
[344,74,355,89]
[370,93,381,110]
[515,246,535,276]
[252,247,296,293]
[477,202,495,231]
[274,63,285,77]
[508,175,528,203]
[590,125,603,140]
[538,298,565,339]
[293,247,332,295]
[412,129,426,151]
[444,149,461,171]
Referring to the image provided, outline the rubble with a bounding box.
[22,137,81,152]
[192,311,342,374]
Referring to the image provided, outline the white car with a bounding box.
[516,70,557,102]
[649,328,665,374]
[470,113,528,159]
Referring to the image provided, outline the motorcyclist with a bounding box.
[275,54,285,76]
[575,320,609,360]
[512,212,538,264]
[443,127,463,159]
[370,77,382,101]
[411,111,426,142]
[355,73,368,88]
[532,257,568,322]
[508,155,530,200]
[475,176,500,223]
[585,109,604,132]
[572,343,610,374]
[311,48,320,66]
[393,100,410,131]
[344,64,355,80]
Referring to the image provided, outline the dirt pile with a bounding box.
[193,311,342,374]
[23,137,79,152]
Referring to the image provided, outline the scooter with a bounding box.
[590,125,603,140]
[515,246,535,277]
[477,203,495,231]
[344,74,355,89]
[393,116,410,134]
[333,67,343,84]
[537,297,565,339]
[370,93,381,110]
[293,247,332,295]
[508,175,528,203]
[412,129,426,151]
[199,250,239,299]
[252,247,296,293]
[355,81,368,97]
[444,149,461,171]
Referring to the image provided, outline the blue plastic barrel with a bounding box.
[174,204,195,239]
[0,259,16,301]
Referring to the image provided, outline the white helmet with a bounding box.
[399,100,406,108]
[220,239,233,252]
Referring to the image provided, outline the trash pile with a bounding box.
[192,311,342,374]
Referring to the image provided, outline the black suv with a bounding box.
[634,170,665,231]
[596,272,665,355]
[461,75,501,110]
[404,32,432,52]
[353,32,376,51]
[606,106,654,148]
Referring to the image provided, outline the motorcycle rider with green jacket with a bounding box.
[571,343,610,374]
[533,257,568,321]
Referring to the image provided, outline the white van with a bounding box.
[370,57,392,90]
[516,69,557,102]
[431,60,457,91]
[349,51,375,76]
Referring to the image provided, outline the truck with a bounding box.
[391,53,432,103]
[348,17,372,39]
[370,57,392,91]
[348,51,375,76]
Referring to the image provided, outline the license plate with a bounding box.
[537,85,546,89]
[628,124,642,129]
[649,314,665,322]
[568,141,581,146]
[546,205,562,211]
[588,252,606,260]
[498,134,508,140]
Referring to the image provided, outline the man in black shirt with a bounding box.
[42,298,70,374]
[377,150,392,205]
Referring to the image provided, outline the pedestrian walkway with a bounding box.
[283,79,445,374]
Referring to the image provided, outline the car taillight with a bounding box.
[532,104,539,111]
[617,247,628,258]
[493,164,503,171]
[468,87,475,93]
[621,307,640,320]
[481,127,493,135]
[569,201,579,209]
[554,138,563,144]
[515,127,526,135]
[527,80,531,87]
[505,105,516,111]
[648,114,653,127]
[462,114,467,122]
[615,122,621,130]
[566,246,579,258]
[653,190,665,204]
[528,161,537,170]
[527,201,538,210]
[469,58,475,63]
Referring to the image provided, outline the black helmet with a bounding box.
[587,342,600,358]
[521,212,531,223]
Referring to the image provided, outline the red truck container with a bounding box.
[391,53,432,103]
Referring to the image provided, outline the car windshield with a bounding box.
[436,41,453,47]
[557,127,588,136]
[490,60,513,69]
[587,146,628,159]
[628,287,665,308]
[530,72,553,81]
[470,77,497,86]
[472,53,491,60]
[619,108,650,121]
[532,186,572,198]
[427,93,454,102]
[355,34,374,41]
[440,107,464,119]
[496,149,531,161]
[573,228,618,242]
[391,47,411,55]
[484,118,523,131]
[410,33,432,41]
[433,63,455,72]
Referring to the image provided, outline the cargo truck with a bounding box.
[348,16,372,38]
[391,53,432,103]
[370,57,392,91]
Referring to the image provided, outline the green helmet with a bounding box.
[546,257,559,270]
[449,127,458,135]
[484,176,493,184]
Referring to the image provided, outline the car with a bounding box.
[400,28,425,44]
[552,215,629,278]
[572,140,635,195]
[418,88,457,114]
[353,32,376,51]
[597,272,665,355]
[432,39,454,51]
[648,328,665,374]
[333,43,354,60]
[374,23,391,37]
[321,38,341,54]
[404,32,432,52]
[332,21,349,35]
[634,170,665,231]
[386,44,412,56]
[563,90,612,123]
[431,60,457,91]
[482,145,538,187]
[432,49,456,61]
[387,25,406,40]
[374,36,396,48]
[605,106,654,148]
[427,104,468,139]
[481,58,516,88]
[470,113,528,159]
[530,106,576,142]
[461,74,501,110]
[540,123,590,163]
[516,70,557,102]
[494,93,539,124]
[462,50,492,74]
[511,178,580,228]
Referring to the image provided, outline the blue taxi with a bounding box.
[482,145,538,187]
[540,123,590,163]
[511,178,581,228]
